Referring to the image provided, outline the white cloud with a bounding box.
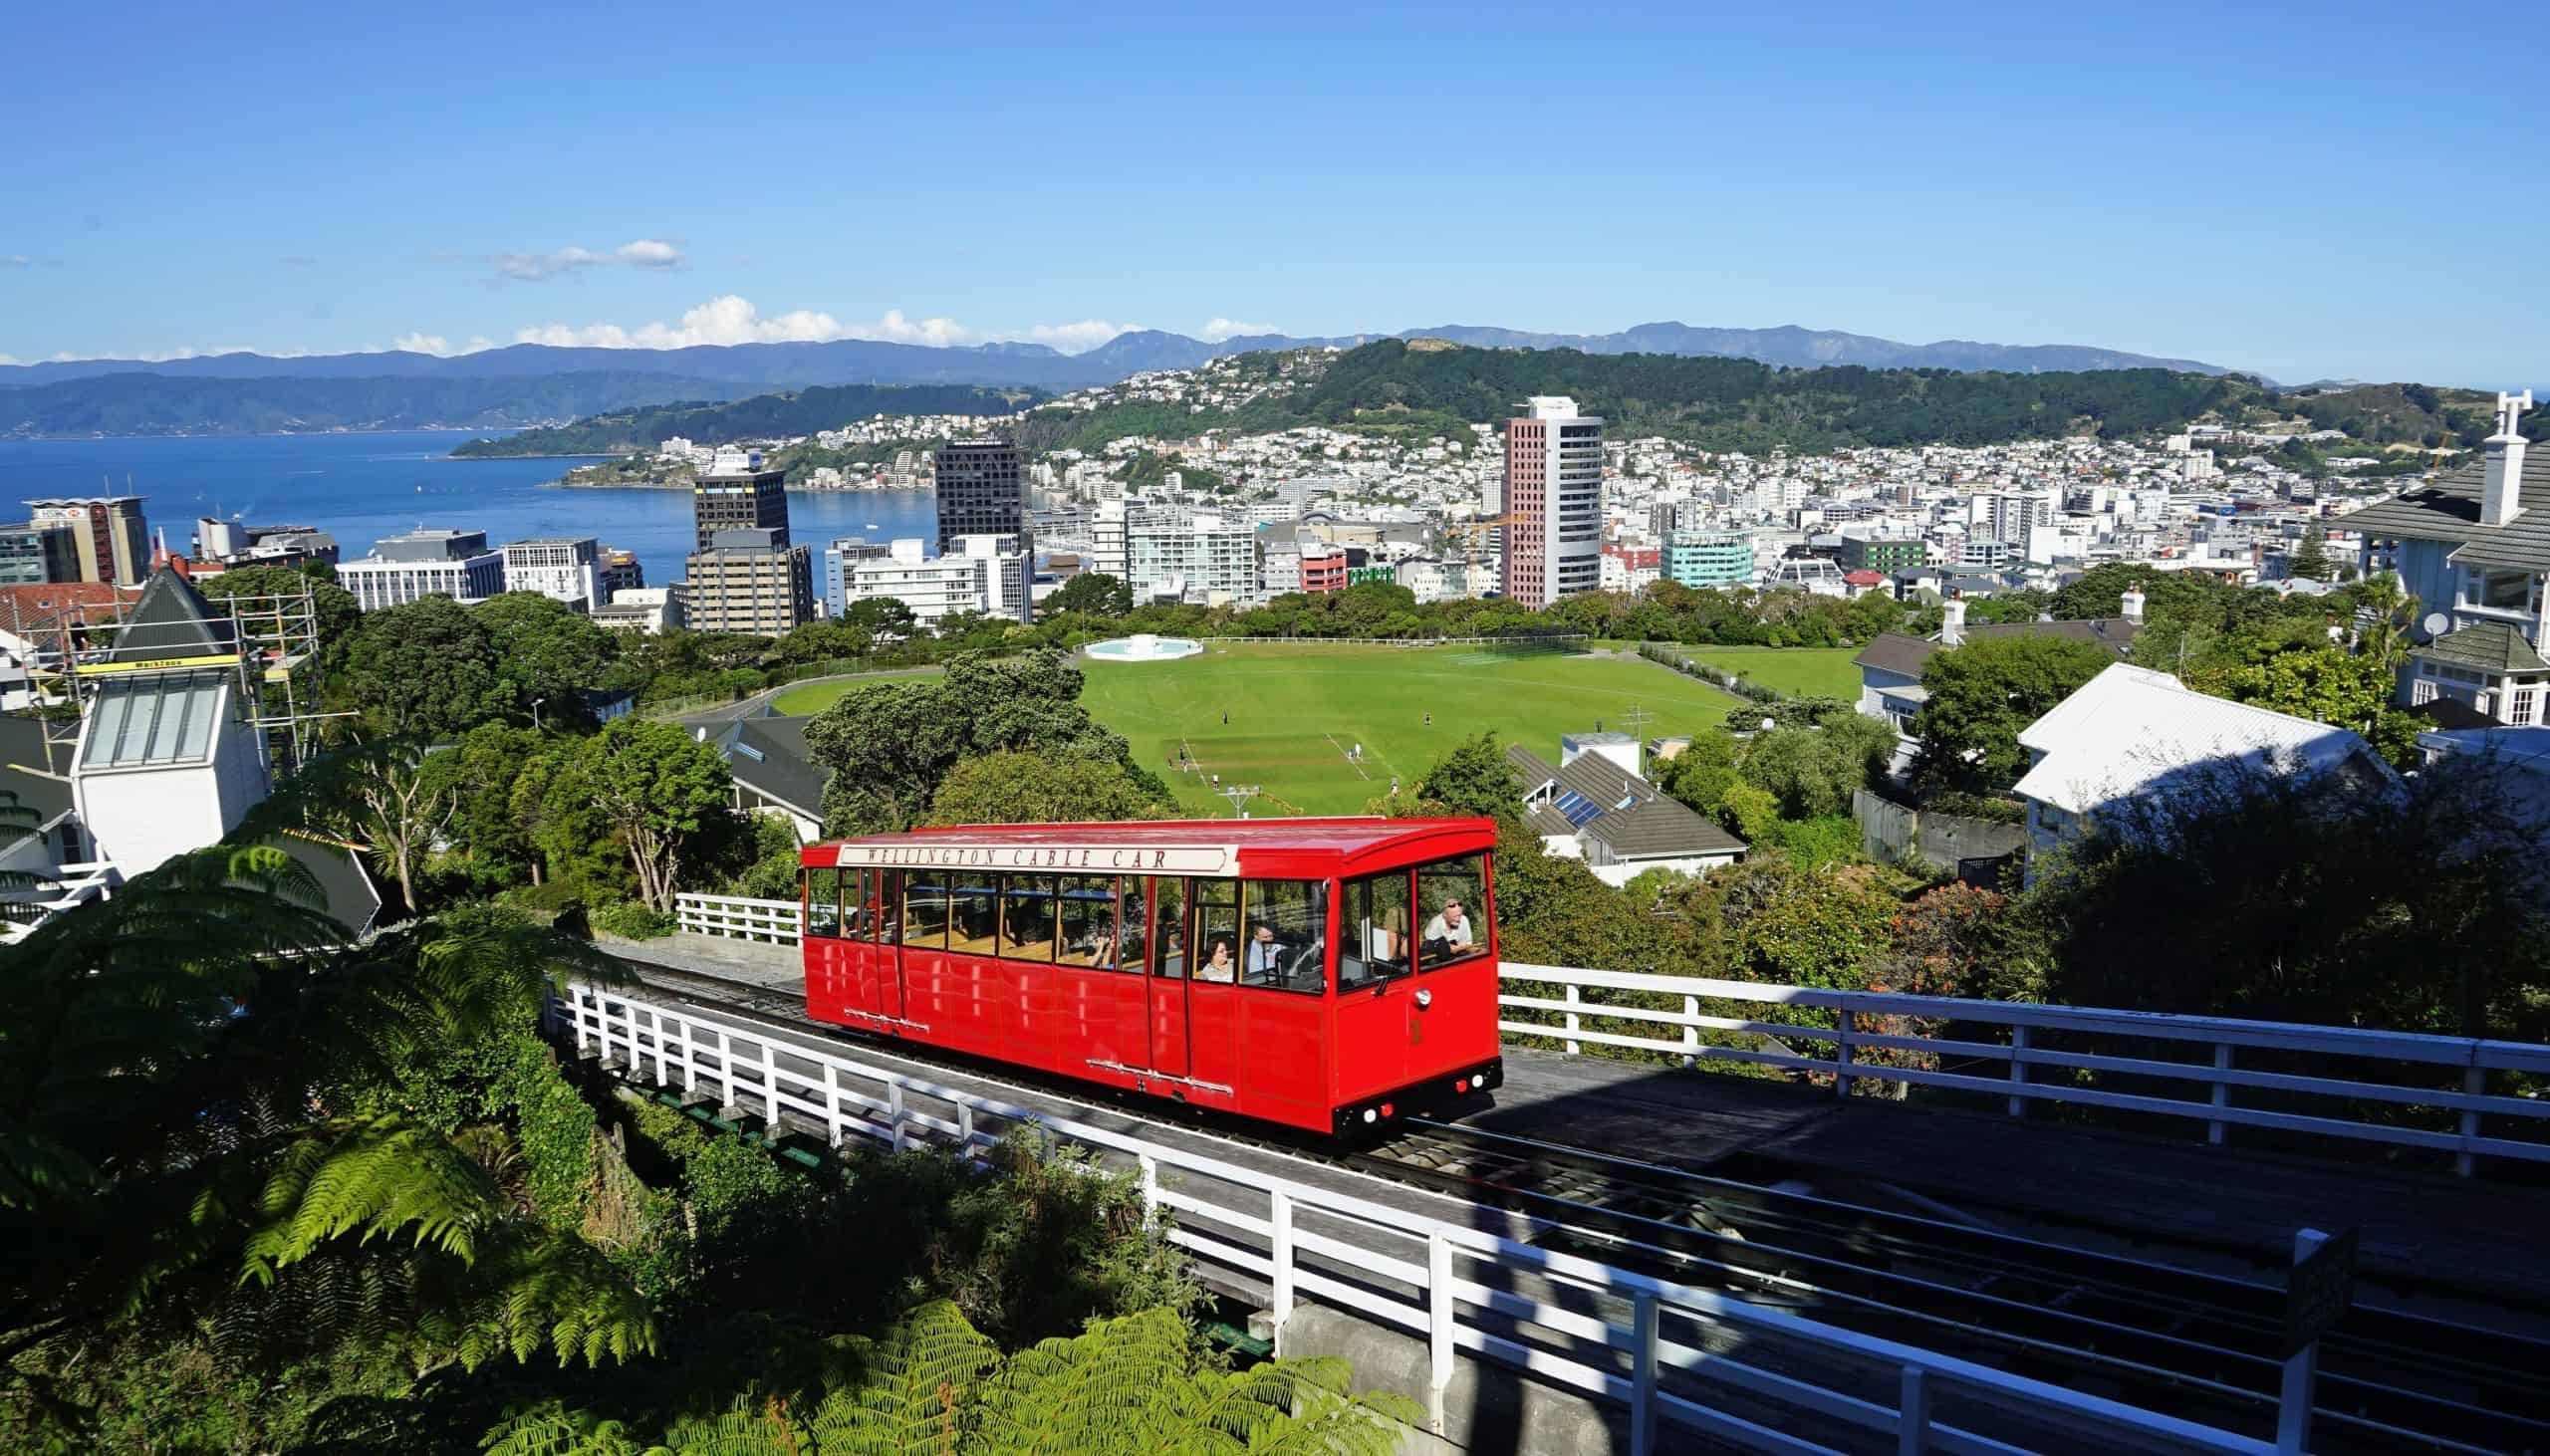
[494,238,685,281]
[0,353,18,364]
[1198,318,1279,342]
[615,239,682,268]
[512,296,1139,355]
[392,333,499,357]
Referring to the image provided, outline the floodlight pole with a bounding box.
[1218,784,1261,820]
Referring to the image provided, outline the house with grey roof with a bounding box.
[2345,391,2547,728]
[1504,737,1746,885]
[1854,596,2143,739]
[691,710,827,842]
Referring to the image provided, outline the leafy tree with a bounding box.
[293,741,458,913]
[1713,857,1895,992]
[2288,527,2335,582]
[1658,728,1740,817]
[475,592,616,727]
[559,719,736,911]
[1964,590,2051,625]
[419,723,547,888]
[1044,572,1134,617]
[805,651,1161,836]
[340,596,514,739]
[1412,731,1524,821]
[1736,716,1896,820]
[926,750,1176,827]
[481,1301,1406,1456]
[2025,760,2548,1038]
[2201,644,2423,768]
[512,736,627,894]
[771,616,872,666]
[1911,634,2115,793]
[196,562,361,656]
[839,597,918,638]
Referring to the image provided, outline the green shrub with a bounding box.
[592,900,676,939]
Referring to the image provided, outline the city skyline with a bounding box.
[4,2,2541,387]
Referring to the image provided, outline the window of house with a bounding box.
[2512,689,2537,726]
[1239,879,1326,993]
[1339,871,1411,991]
[2461,568,2540,613]
[806,865,842,939]
[1415,854,1489,971]
[2412,677,2438,706]
[1055,876,1118,969]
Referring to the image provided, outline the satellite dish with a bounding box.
[2422,611,2451,638]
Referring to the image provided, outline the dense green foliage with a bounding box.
[450,383,1044,457]
[1911,635,2118,792]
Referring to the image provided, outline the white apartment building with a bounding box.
[1127,511,1258,606]
[1973,490,2058,546]
[338,528,505,611]
[500,537,604,609]
[593,586,684,634]
[839,536,1031,625]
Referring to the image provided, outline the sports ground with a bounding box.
[1073,641,1741,816]
[1661,645,1863,700]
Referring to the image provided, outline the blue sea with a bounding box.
[0,431,939,590]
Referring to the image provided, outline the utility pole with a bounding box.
[1618,702,1655,738]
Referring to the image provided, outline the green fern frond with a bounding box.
[480,1401,651,1456]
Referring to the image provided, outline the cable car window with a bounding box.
[1415,853,1488,971]
[1000,874,1058,963]
[842,867,872,942]
[1118,877,1149,972]
[902,875,949,950]
[806,865,842,939]
[873,869,900,945]
[947,877,1000,956]
[1240,879,1327,994]
[1055,875,1116,969]
[1337,871,1410,991]
[1149,877,1186,979]
[1193,879,1239,984]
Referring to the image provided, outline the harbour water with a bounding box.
[0,431,939,590]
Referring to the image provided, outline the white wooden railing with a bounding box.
[664,894,2550,1175]
[0,860,120,945]
[675,892,802,943]
[554,982,2274,1456]
[1499,963,2550,1177]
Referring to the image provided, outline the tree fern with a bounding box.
[480,1400,651,1456]
[800,1299,999,1454]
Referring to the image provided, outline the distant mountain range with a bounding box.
[0,322,2256,439]
[0,321,2246,391]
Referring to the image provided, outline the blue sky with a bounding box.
[3,1,2539,385]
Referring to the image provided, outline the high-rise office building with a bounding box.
[26,497,149,586]
[1502,397,1603,608]
[338,528,507,610]
[684,528,813,635]
[0,521,80,586]
[598,547,643,600]
[692,454,789,551]
[934,439,1027,556]
[1662,530,1754,589]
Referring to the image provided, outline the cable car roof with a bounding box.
[815,817,1496,878]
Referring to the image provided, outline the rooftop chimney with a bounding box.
[2481,389,2533,528]
[2121,583,2146,624]
[1940,596,1966,646]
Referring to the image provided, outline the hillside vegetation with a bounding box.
[451,382,1045,456]
[0,369,754,438]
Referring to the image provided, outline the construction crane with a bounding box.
[1438,514,1521,598]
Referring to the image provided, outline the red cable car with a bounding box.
[798,818,1505,1134]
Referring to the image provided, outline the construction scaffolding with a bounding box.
[26,574,352,777]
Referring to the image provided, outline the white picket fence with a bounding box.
[556,981,2275,1456]
[670,892,2550,1176]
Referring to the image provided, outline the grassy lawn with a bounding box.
[1075,640,1739,816]
[1669,645,1865,701]
[770,666,942,716]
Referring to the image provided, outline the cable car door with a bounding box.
[1333,870,1412,1099]
[870,868,905,1022]
[1146,877,1189,1078]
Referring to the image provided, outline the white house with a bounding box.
[2011,662,2397,882]
[2346,391,2548,726]
[1504,737,1746,885]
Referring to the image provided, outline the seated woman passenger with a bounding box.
[1196,938,1237,983]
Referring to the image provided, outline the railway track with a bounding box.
[598,954,2550,1454]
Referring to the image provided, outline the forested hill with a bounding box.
[450,382,1046,456]
[0,369,756,439]
[1021,341,2259,455]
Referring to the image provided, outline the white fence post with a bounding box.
[823,1064,845,1146]
[679,1018,696,1096]
[2277,1229,2329,1456]
[1269,1189,1296,1354]
[1834,1007,1856,1098]
[1899,1365,1931,1456]
[1137,1152,1159,1217]
[1426,1231,1455,1435]
[1631,1290,1658,1456]
[1681,994,1698,1070]
[1564,983,1582,1056]
[889,1084,907,1152]
[2007,1025,2030,1117]
[2209,1044,2233,1145]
